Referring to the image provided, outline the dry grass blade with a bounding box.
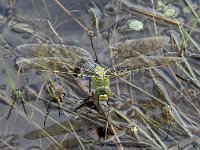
[0,139,16,150]
[10,22,53,44]
[154,79,193,137]
[184,0,200,21]
[23,101,108,140]
[168,137,200,150]
[121,0,181,26]
[23,105,108,140]
[177,61,200,90]
[113,110,163,149]
[141,118,167,149]
[53,0,88,31]
[0,61,16,92]
[0,90,65,148]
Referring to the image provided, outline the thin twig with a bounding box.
[54,0,88,31]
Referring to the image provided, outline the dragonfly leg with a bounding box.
[58,104,61,116]
[175,74,199,88]
[74,96,98,112]
[7,97,17,120]
[163,123,171,141]
[88,29,99,63]
[162,106,172,141]
[89,78,91,93]
[20,98,28,116]
[44,101,51,127]
[90,37,99,63]
[74,97,91,111]
[175,74,188,82]
[107,98,115,108]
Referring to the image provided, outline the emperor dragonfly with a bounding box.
[9,36,181,129]
[14,36,181,98]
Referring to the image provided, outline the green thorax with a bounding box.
[91,66,112,101]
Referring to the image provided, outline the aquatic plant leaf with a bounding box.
[164,8,176,18]
[99,36,170,68]
[128,19,144,31]
[11,22,34,34]
[112,56,182,72]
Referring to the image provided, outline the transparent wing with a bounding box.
[23,109,107,140]
[15,44,93,59]
[23,119,88,140]
[16,57,72,73]
[99,36,170,68]
[111,56,182,72]
[47,137,93,150]
[14,44,96,72]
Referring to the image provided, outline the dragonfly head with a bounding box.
[13,89,23,98]
[94,87,112,101]
[163,106,172,115]
[76,58,97,74]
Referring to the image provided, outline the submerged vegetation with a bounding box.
[0,0,200,149]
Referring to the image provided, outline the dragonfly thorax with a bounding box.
[92,66,111,101]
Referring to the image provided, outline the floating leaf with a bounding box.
[128,19,144,31]
[164,8,176,18]
[183,7,192,14]
[156,1,166,11]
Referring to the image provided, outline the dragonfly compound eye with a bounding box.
[87,29,94,37]
[94,87,112,101]
[163,106,172,114]
[13,90,23,98]
[99,88,108,101]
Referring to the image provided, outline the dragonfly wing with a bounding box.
[23,119,91,140]
[47,137,93,150]
[15,44,97,72]
[99,36,170,68]
[24,109,108,140]
[110,56,182,73]
[16,57,73,73]
[15,44,93,59]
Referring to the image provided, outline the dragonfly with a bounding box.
[8,36,182,127]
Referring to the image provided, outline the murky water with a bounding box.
[0,0,200,149]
